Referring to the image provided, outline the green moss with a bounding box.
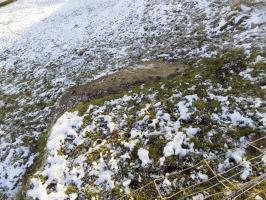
[160,99,176,117]
[57,148,65,156]
[83,184,105,200]
[131,143,142,161]
[69,93,126,115]
[193,99,220,113]
[110,185,124,198]
[247,181,266,199]
[189,137,214,150]
[0,94,18,122]
[85,131,102,141]
[250,64,266,78]
[38,175,48,184]
[130,183,159,200]
[87,146,109,164]
[69,102,90,116]
[82,115,91,129]
[147,136,166,161]
[74,144,84,156]
[179,178,226,200]
[227,127,255,139]
[65,184,78,195]
[263,48,266,58]
[163,156,178,173]
[229,76,264,97]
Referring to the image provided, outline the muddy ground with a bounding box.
[54,61,188,120]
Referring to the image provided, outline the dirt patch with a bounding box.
[54,61,188,119]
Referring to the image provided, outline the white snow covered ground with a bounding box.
[0,0,265,198]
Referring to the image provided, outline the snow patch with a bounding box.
[137,148,151,167]
[164,132,187,158]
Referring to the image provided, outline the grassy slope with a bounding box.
[21,49,266,199]
[27,48,266,200]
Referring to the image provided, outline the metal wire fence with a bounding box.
[118,136,266,200]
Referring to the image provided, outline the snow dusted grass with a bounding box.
[25,50,266,199]
[0,0,265,197]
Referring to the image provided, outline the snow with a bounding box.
[137,148,151,167]
[0,100,4,108]
[255,195,264,200]
[96,170,114,188]
[43,156,67,183]
[248,7,266,26]
[103,116,116,133]
[239,68,258,81]
[0,1,65,49]
[218,148,246,172]
[197,172,208,181]
[0,146,35,196]
[185,126,200,137]
[69,194,78,200]
[120,153,130,160]
[177,95,198,121]
[192,193,204,200]
[240,5,251,12]
[227,148,245,164]
[208,93,228,102]
[162,177,172,187]
[228,111,254,127]
[262,153,266,166]
[240,161,252,180]
[122,179,131,193]
[27,178,48,200]
[122,95,132,102]
[163,132,187,158]
[122,139,139,151]
[159,157,165,166]
[130,129,141,139]
[122,179,131,187]
[47,112,83,154]
[177,101,191,120]
[27,112,84,199]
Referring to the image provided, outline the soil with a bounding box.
[54,61,189,120]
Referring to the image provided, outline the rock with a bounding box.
[77,47,87,56]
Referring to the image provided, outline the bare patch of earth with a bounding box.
[55,61,188,120]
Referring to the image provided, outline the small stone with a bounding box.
[77,47,86,56]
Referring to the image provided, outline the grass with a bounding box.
[81,115,92,129]
[129,182,159,200]
[147,136,166,161]
[16,132,49,200]
[65,184,78,195]
[19,48,266,199]
[69,93,126,116]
